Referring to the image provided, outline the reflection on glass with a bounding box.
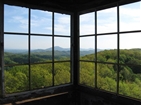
[31,9,52,34]
[80,12,95,35]
[4,65,29,94]
[79,62,95,87]
[97,7,117,33]
[4,35,28,65]
[119,65,141,99]
[120,1,141,31]
[31,36,52,63]
[97,35,117,63]
[54,37,70,60]
[54,62,70,85]
[80,36,94,60]
[120,33,141,64]
[97,63,117,92]
[4,5,28,33]
[54,13,70,35]
[31,64,52,89]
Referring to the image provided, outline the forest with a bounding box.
[4,50,71,93]
[80,49,141,99]
[4,49,141,100]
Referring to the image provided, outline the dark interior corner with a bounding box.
[0,0,141,105]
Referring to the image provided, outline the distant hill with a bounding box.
[4,49,28,53]
[46,46,70,51]
[5,46,98,56]
[5,46,70,53]
[80,49,102,56]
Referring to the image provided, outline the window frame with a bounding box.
[1,4,73,96]
[79,1,141,100]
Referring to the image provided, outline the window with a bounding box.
[97,34,117,93]
[4,5,72,94]
[54,13,70,36]
[31,9,52,34]
[79,12,95,87]
[119,1,141,99]
[80,12,95,35]
[79,1,141,100]
[97,7,117,34]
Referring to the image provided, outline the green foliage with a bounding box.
[4,63,71,93]
[5,66,29,93]
[79,62,95,87]
[80,49,141,100]
[4,51,70,65]
[31,64,52,89]
[4,51,71,93]
[54,63,70,85]
[4,49,141,100]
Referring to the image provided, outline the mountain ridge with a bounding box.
[5,46,97,53]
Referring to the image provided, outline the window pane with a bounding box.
[119,65,141,99]
[97,35,117,63]
[97,7,117,33]
[80,36,95,61]
[31,9,52,34]
[79,62,95,87]
[4,5,28,33]
[31,36,52,63]
[97,63,117,93]
[54,13,70,36]
[4,65,29,94]
[120,1,141,31]
[31,63,52,89]
[80,12,95,35]
[120,33,141,64]
[54,62,70,85]
[4,35,28,65]
[54,37,70,60]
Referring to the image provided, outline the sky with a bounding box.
[80,1,141,49]
[4,1,141,50]
[4,4,70,49]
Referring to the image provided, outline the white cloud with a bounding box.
[54,24,70,35]
[57,16,70,24]
[54,14,70,35]
[80,2,141,49]
[12,16,28,29]
[31,17,51,27]
[97,7,117,33]
[4,2,141,49]
[44,27,52,32]
[4,5,28,32]
[80,25,94,35]
[80,12,95,35]
[120,5,141,31]
[80,12,94,23]
[120,8,140,17]
[31,12,52,34]
[4,4,28,15]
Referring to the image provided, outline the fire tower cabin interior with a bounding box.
[0,0,141,105]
